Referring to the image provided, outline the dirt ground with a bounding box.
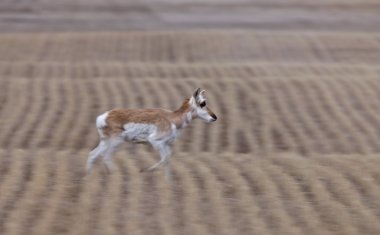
[0,1,380,235]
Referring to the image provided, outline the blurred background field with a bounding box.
[1,1,380,235]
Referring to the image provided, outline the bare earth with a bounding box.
[0,1,380,235]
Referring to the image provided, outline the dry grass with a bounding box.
[0,150,380,235]
[0,30,380,234]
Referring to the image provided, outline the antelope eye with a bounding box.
[200,101,206,108]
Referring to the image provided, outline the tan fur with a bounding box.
[171,99,193,128]
[103,99,192,137]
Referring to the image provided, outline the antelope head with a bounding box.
[190,88,217,123]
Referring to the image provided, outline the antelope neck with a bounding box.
[171,99,194,129]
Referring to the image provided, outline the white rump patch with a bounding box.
[96,111,109,129]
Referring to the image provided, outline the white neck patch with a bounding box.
[181,111,192,128]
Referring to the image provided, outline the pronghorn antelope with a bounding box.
[86,88,217,177]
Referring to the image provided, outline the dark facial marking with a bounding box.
[210,112,217,121]
[200,101,206,108]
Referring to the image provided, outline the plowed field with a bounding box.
[1,30,380,235]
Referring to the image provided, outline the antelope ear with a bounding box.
[200,90,206,96]
[193,88,201,98]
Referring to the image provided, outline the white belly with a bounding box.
[122,123,157,143]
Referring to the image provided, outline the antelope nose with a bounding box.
[211,114,217,121]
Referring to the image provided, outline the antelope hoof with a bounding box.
[140,168,151,173]
[140,167,157,173]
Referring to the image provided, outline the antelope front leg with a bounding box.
[143,143,172,178]
[162,145,172,180]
